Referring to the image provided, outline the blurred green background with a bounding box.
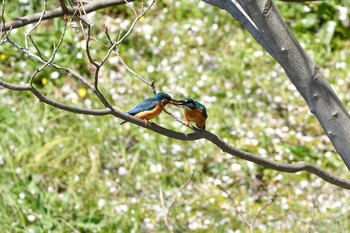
[1,0,350,232]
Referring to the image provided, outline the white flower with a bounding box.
[118,166,128,177]
[98,199,106,209]
[19,192,26,199]
[27,215,36,222]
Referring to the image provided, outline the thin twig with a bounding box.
[99,0,155,69]
[0,0,12,43]
[28,16,68,85]
[164,172,194,232]
[337,220,343,233]
[84,22,117,113]
[59,0,69,13]
[218,185,252,229]
[6,38,94,90]
[167,172,194,217]
[158,187,169,229]
[25,0,48,50]
[116,50,157,93]
[82,0,155,113]
[0,0,5,37]
[251,191,277,231]
[307,195,316,233]
[28,35,44,60]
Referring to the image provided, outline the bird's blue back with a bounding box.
[127,98,159,115]
[194,100,208,119]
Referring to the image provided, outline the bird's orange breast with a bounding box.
[184,108,206,129]
[134,103,165,120]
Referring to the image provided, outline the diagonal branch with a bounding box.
[202,0,278,61]
[203,0,350,171]
[1,79,350,189]
[116,50,157,94]
[24,0,47,50]
[28,11,68,86]
[250,191,277,230]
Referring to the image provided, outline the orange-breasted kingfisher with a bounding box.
[180,98,208,131]
[121,93,177,125]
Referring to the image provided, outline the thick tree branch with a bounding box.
[202,0,278,61]
[202,0,350,171]
[1,0,134,31]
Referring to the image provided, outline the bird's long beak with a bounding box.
[169,99,185,107]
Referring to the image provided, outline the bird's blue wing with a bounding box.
[127,98,159,115]
[195,101,208,119]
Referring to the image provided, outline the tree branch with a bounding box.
[219,185,278,232]
[1,0,134,31]
[1,79,350,189]
[250,191,277,230]
[202,0,350,171]
[2,0,350,191]
[201,0,278,61]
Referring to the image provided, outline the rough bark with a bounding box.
[202,0,350,170]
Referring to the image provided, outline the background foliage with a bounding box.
[1,0,350,232]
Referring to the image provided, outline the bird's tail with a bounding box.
[196,123,206,130]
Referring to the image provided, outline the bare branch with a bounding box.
[116,50,157,94]
[28,35,44,60]
[5,37,94,90]
[59,0,69,14]
[239,0,350,170]
[75,0,155,114]
[100,0,155,68]
[218,185,252,229]
[251,191,277,230]
[201,0,278,61]
[0,79,109,115]
[29,14,68,85]
[25,0,47,50]
[167,172,194,217]
[2,79,350,190]
[158,187,169,228]
[0,0,12,42]
[1,0,5,36]
[219,185,278,232]
[203,0,350,171]
[2,0,350,191]
[1,0,134,31]
[337,220,343,233]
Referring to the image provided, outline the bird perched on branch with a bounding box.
[121,93,177,125]
[180,98,208,131]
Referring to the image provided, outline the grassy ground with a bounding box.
[1,0,350,232]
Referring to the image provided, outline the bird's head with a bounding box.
[178,97,196,110]
[153,92,174,105]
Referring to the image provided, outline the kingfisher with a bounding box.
[180,98,208,131]
[121,93,177,125]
